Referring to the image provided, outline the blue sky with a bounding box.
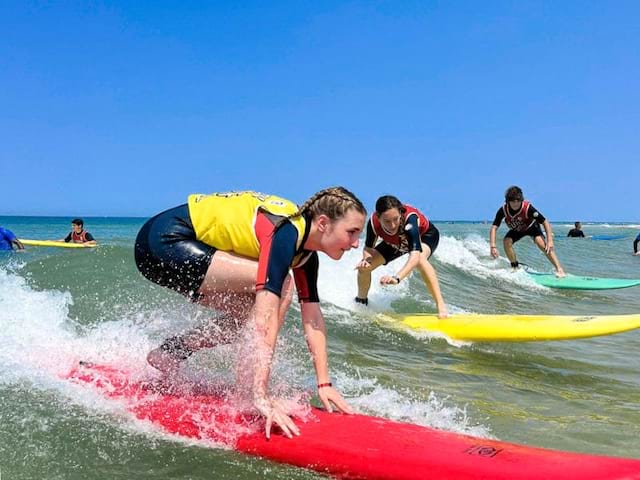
[1,1,638,221]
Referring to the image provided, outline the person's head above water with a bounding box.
[504,186,524,203]
[374,195,406,216]
[71,218,85,232]
[373,195,407,235]
[574,221,582,229]
[289,186,367,260]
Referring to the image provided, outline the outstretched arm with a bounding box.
[251,289,301,439]
[300,302,353,414]
[380,250,420,284]
[380,215,422,283]
[490,225,499,258]
[542,220,555,254]
[83,233,98,246]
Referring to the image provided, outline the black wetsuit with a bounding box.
[365,215,440,264]
[134,204,319,302]
[567,228,585,238]
[492,205,545,243]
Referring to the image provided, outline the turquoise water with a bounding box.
[1,216,639,479]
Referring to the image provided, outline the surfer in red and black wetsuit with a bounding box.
[61,218,97,246]
[489,186,565,277]
[355,195,448,318]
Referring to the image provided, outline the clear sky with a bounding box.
[1,1,638,221]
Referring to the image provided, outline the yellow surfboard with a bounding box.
[19,239,96,249]
[378,313,640,342]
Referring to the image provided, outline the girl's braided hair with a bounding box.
[289,186,366,221]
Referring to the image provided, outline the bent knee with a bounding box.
[358,265,376,275]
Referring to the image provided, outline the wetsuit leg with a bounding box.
[420,223,440,258]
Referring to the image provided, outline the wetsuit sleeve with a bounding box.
[64,233,72,243]
[255,217,298,298]
[293,252,320,303]
[492,208,505,227]
[4,229,16,242]
[528,205,546,224]
[405,213,423,252]
[365,218,377,248]
[85,232,95,241]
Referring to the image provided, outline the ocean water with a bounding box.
[1,216,639,479]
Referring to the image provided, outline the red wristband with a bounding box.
[317,382,332,389]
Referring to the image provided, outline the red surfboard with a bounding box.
[66,362,640,480]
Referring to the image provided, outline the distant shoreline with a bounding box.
[2,214,639,226]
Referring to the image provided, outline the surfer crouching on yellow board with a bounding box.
[134,188,366,439]
[355,195,448,318]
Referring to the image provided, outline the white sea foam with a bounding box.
[317,234,547,322]
[434,234,547,291]
[317,247,406,312]
[334,370,492,438]
[0,265,488,443]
